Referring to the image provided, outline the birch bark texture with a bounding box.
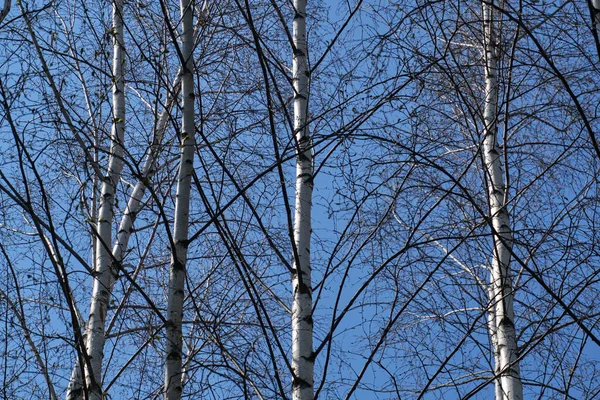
[113,79,180,265]
[164,0,195,398]
[65,75,180,400]
[81,1,126,398]
[291,0,314,399]
[482,2,523,399]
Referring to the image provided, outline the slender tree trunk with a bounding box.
[66,359,83,400]
[113,79,181,263]
[487,286,503,400]
[66,22,183,398]
[164,0,195,398]
[65,79,179,400]
[66,134,99,400]
[291,1,314,399]
[66,102,101,400]
[80,1,126,398]
[482,2,522,399]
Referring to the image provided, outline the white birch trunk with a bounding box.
[482,2,523,399]
[65,79,180,400]
[113,80,180,264]
[66,360,83,400]
[66,108,100,400]
[291,1,314,399]
[164,0,195,398]
[66,145,99,400]
[81,1,126,398]
[487,287,502,400]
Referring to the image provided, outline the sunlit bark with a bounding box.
[482,2,523,399]
[164,0,195,397]
[80,0,126,397]
[291,0,314,399]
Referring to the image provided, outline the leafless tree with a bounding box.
[1,1,600,399]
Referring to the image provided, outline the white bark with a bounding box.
[482,2,522,399]
[65,78,180,400]
[487,286,502,400]
[164,0,195,398]
[66,361,83,400]
[291,0,314,399]
[113,79,181,263]
[82,1,126,398]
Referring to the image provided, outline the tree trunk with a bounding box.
[482,2,523,399]
[66,77,180,400]
[81,0,126,398]
[164,0,195,398]
[291,1,314,399]
[113,79,181,264]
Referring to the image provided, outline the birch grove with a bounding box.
[1,1,600,399]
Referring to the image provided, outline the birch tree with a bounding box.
[80,0,126,397]
[164,0,196,397]
[66,75,180,400]
[1,1,600,399]
[290,1,314,399]
[481,2,522,398]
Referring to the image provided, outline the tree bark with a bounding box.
[291,1,314,399]
[113,78,181,264]
[81,0,126,398]
[482,2,523,399]
[164,0,195,398]
[65,77,180,400]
